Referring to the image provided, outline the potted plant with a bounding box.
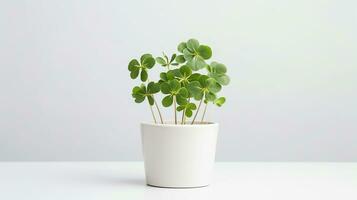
[128,39,230,188]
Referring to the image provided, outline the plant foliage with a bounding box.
[128,39,230,125]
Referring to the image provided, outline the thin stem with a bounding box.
[149,103,157,124]
[181,109,185,124]
[173,96,177,124]
[201,103,208,123]
[191,99,203,124]
[152,95,164,124]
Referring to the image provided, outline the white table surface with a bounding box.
[0,162,356,200]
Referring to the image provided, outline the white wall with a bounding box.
[0,0,356,161]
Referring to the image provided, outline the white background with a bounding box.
[0,0,356,161]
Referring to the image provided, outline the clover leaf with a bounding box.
[177,102,197,117]
[160,79,188,107]
[128,39,230,125]
[156,53,178,69]
[207,61,230,86]
[214,97,226,107]
[187,75,220,102]
[128,54,155,82]
[132,82,160,105]
[176,39,212,71]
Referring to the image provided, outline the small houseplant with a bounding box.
[128,39,230,188]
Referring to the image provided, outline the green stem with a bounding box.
[191,99,203,125]
[201,103,208,123]
[152,95,164,124]
[181,109,185,124]
[173,96,177,124]
[149,103,157,124]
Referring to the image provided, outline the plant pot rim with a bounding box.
[141,122,218,127]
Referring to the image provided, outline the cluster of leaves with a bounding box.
[128,39,230,124]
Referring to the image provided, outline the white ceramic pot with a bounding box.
[141,122,219,188]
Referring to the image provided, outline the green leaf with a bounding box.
[188,56,207,71]
[197,45,212,59]
[163,53,169,63]
[140,69,148,81]
[170,54,176,63]
[140,54,152,64]
[185,109,193,117]
[215,97,226,107]
[178,87,188,97]
[176,95,188,105]
[147,95,154,105]
[132,86,142,94]
[187,81,203,100]
[156,57,166,65]
[130,68,140,79]
[134,95,146,103]
[160,72,174,81]
[211,62,227,74]
[180,65,192,77]
[162,95,173,107]
[198,75,210,87]
[160,82,171,94]
[186,39,199,52]
[175,55,186,63]
[142,57,155,69]
[171,69,181,78]
[214,74,230,85]
[178,42,187,53]
[205,92,217,102]
[188,73,201,82]
[128,59,139,71]
[207,78,222,93]
[187,103,197,110]
[183,49,194,61]
[147,82,160,94]
[171,63,179,66]
[169,79,181,92]
[177,105,185,111]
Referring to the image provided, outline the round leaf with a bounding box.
[211,62,227,74]
[160,82,171,94]
[197,45,212,59]
[175,55,186,63]
[205,92,217,102]
[188,56,207,71]
[178,87,188,97]
[176,95,188,105]
[140,54,152,64]
[169,79,181,92]
[134,95,145,103]
[140,69,148,81]
[162,95,173,107]
[186,39,199,52]
[183,49,194,61]
[128,59,139,71]
[188,73,201,82]
[177,105,185,111]
[187,103,197,110]
[156,57,166,65]
[130,68,139,79]
[142,57,155,69]
[214,74,230,85]
[207,78,222,93]
[147,82,160,94]
[215,97,226,107]
[185,109,193,117]
[180,65,192,77]
[178,42,187,53]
